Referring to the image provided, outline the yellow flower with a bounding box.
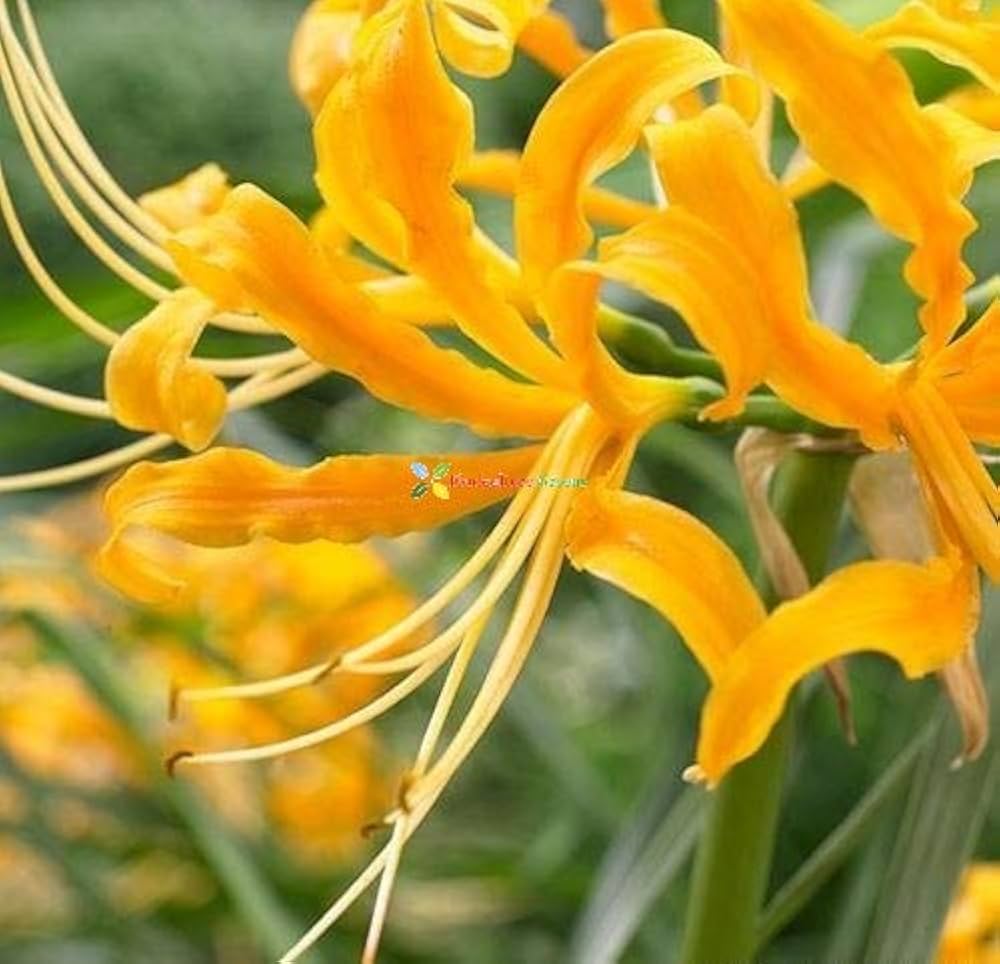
[0,499,409,875]
[939,863,1000,964]
[1,1,994,959]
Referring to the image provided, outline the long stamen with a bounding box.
[0,361,325,494]
[1,16,171,269]
[170,649,453,768]
[343,475,565,676]
[0,434,173,494]
[361,820,407,964]
[358,613,491,962]
[14,0,166,242]
[400,416,606,815]
[281,616,487,964]
[0,369,110,418]
[0,14,170,301]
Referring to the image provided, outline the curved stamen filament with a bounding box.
[0,360,325,494]
[0,369,111,418]
[0,15,170,301]
[399,416,607,814]
[0,161,117,346]
[172,649,453,768]
[0,433,173,494]
[1,16,171,270]
[14,0,166,242]
[342,471,565,676]
[282,617,487,964]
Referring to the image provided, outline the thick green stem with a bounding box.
[599,308,841,437]
[679,451,855,964]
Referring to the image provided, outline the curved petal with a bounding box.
[431,0,549,78]
[168,185,573,439]
[565,487,765,681]
[289,0,362,116]
[542,266,692,424]
[138,164,231,233]
[942,84,1000,129]
[895,375,1000,581]
[594,209,770,419]
[516,10,590,77]
[600,0,666,37]
[720,0,977,349]
[515,29,757,291]
[105,289,225,451]
[458,150,656,229]
[648,105,896,444]
[696,552,980,784]
[315,0,568,388]
[783,85,1000,200]
[98,444,544,603]
[930,300,1000,445]
[924,103,1000,179]
[866,1,1000,93]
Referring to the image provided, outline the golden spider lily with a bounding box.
[939,863,1000,964]
[0,0,995,959]
[0,501,409,869]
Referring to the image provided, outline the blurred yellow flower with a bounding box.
[940,864,1000,964]
[0,496,414,908]
[0,0,996,959]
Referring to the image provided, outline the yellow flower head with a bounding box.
[0,0,997,959]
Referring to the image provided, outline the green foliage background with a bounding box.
[0,1,998,962]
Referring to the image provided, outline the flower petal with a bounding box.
[98,444,543,603]
[105,289,225,451]
[541,266,692,423]
[565,486,765,681]
[431,0,549,78]
[929,300,1000,445]
[594,208,770,419]
[458,150,656,229]
[315,0,568,388]
[517,9,590,77]
[138,164,231,233]
[720,0,977,349]
[648,105,896,444]
[515,29,757,291]
[696,552,980,784]
[168,185,573,438]
[866,1,1000,93]
[924,102,1000,179]
[289,0,362,116]
[600,0,666,38]
[895,375,1000,581]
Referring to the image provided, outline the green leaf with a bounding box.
[569,781,704,964]
[859,591,1000,964]
[860,712,1000,964]
[432,461,452,480]
[757,724,932,948]
[411,480,430,499]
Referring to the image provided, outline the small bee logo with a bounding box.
[410,461,451,501]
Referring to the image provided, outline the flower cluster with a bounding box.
[0,495,409,926]
[0,0,997,959]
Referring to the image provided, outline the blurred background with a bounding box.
[0,1,998,962]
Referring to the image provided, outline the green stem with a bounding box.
[678,451,855,964]
[599,307,843,437]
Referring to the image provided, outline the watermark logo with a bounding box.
[410,461,452,501]
[409,461,587,502]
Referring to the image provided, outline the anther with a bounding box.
[164,750,193,778]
